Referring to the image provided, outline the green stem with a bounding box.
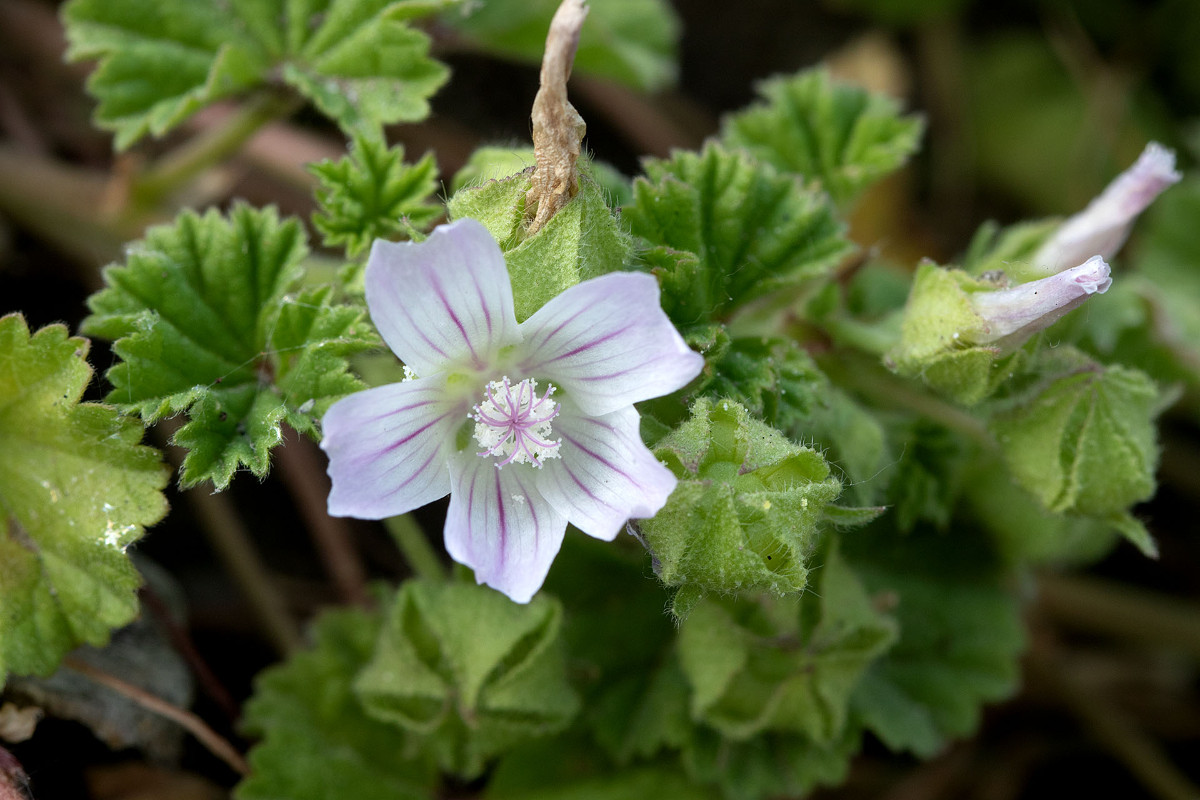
[820,350,993,448]
[384,514,446,582]
[1038,572,1200,662]
[132,92,302,206]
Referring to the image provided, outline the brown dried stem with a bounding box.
[62,656,249,777]
[526,0,588,235]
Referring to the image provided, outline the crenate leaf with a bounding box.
[444,0,680,91]
[721,67,924,205]
[845,529,1025,757]
[311,135,442,258]
[354,580,580,780]
[83,204,376,489]
[236,606,437,800]
[62,0,450,148]
[0,315,168,685]
[626,144,852,324]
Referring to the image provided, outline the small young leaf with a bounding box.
[63,0,450,148]
[0,315,168,685]
[625,144,852,324]
[83,204,375,489]
[355,580,580,780]
[444,0,680,91]
[237,607,437,800]
[311,136,442,258]
[721,68,924,205]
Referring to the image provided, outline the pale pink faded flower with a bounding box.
[1033,142,1180,274]
[969,256,1111,348]
[320,218,703,603]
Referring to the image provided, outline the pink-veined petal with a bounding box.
[365,218,521,376]
[535,401,677,541]
[1034,142,1180,274]
[969,256,1111,348]
[321,376,459,519]
[444,454,568,603]
[517,273,704,416]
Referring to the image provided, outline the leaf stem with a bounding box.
[63,655,250,777]
[132,92,302,206]
[276,426,372,607]
[383,514,446,582]
[819,349,993,447]
[1038,572,1200,662]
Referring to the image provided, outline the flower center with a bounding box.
[471,377,561,468]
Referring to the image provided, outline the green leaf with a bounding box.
[0,315,168,685]
[83,204,376,489]
[447,163,633,321]
[845,529,1024,757]
[311,136,442,258]
[589,658,692,766]
[721,68,924,205]
[681,725,861,800]
[639,398,842,611]
[491,766,717,800]
[62,0,450,148]
[355,580,580,779]
[444,0,680,91]
[989,359,1159,523]
[625,144,852,323]
[677,542,896,744]
[237,606,437,800]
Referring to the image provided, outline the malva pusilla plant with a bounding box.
[1,0,1198,797]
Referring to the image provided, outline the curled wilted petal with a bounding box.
[969,256,1111,347]
[321,218,703,602]
[1034,143,1180,274]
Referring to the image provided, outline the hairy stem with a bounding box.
[276,426,372,607]
[132,92,302,206]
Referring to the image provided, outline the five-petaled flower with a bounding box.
[320,218,704,603]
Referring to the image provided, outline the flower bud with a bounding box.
[1033,143,1180,274]
[968,256,1111,348]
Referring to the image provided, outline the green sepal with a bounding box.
[625,144,853,324]
[451,147,537,193]
[677,542,897,743]
[236,605,438,800]
[62,0,451,148]
[446,163,632,321]
[444,0,680,91]
[887,261,1026,405]
[638,398,842,611]
[354,580,580,779]
[845,529,1024,758]
[989,358,1159,548]
[311,135,442,259]
[720,67,924,206]
[82,204,376,489]
[0,315,169,685]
